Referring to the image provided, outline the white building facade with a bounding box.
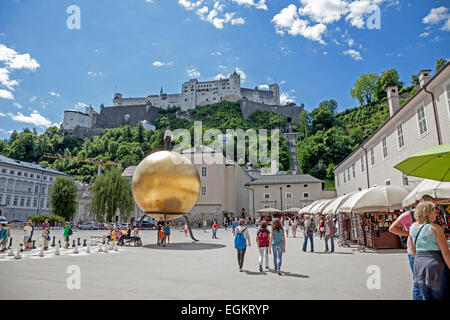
[334,64,450,196]
[0,155,68,221]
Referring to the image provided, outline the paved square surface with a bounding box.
[0,226,412,299]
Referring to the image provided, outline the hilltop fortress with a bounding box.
[62,71,303,137]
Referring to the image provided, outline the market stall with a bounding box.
[322,192,358,240]
[402,179,450,237]
[339,185,410,249]
[256,207,281,224]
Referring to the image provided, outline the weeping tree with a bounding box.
[49,176,78,220]
[89,167,134,222]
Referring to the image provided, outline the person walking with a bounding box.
[41,226,50,250]
[23,219,34,250]
[156,218,165,246]
[269,219,286,275]
[164,125,173,151]
[234,219,251,272]
[212,220,218,239]
[232,217,239,236]
[389,195,435,300]
[324,215,336,253]
[164,219,173,245]
[0,222,8,252]
[256,221,270,272]
[184,223,189,237]
[291,218,298,238]
[202,219,207,233]
[409,200,450,300]
[284,218,290,238]
[319,217,325,240]
[303,215,315,253]
[63,222,72,249]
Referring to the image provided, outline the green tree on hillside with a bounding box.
[350,73,379,106]
[436,58,448,73]
[375,69,403,101]
[49,176,78,220]
[89,168,134,222]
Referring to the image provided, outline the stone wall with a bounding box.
[96,104,161,129]
[240,99,303,125]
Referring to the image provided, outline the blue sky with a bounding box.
[0,0,449,139]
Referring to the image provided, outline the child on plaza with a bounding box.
[63,222,72,249]
[212,220,218,239]
[184,224,188,237]
[158,228,165,246]
[164,220,173,245]
[41,226,50,250]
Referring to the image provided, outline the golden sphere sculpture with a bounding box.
[132,151,200,219]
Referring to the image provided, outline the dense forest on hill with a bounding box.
[0,101,292,182]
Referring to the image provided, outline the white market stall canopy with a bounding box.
[257,208,281,215]
[310,198,334,214]
[322,191,358,215]
[402,179,450,208]
[339,185,410,214]
[299,201,320,214]
[282,207,301,214]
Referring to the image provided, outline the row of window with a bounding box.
[336,104,430,187]
[0,167,54,181]
[263,204,295,210]
[0,178,49,195]
[263,192,309,199]
[1,194,48,209]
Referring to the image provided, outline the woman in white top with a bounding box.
[291,218,298,238]
[284,218,290,238]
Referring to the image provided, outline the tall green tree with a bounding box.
[350,73,379,106]
[375,69,403,101]
[436,58,448,73]
[49,176,78,220]
[298,110,310,141]
[89,167,134,222]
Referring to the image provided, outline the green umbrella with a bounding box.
[394,144,450,181]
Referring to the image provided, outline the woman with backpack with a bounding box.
[234,219,251,272]
[256,221,270,272]
[269,219,286,275]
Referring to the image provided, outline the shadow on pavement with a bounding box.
[143,242,226,251]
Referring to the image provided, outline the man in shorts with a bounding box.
[23,219,34,250]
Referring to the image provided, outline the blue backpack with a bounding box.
[234,228,247,250]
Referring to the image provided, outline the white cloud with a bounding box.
[299,0,348,24]
[345,0,384,29]
[232,0,267,11]
[0,112,5,117]
[179,0,202,10]
[323,51,328,55]
[419,32,430,38]
[211,51,222,56]
[8,110,52,127]
[0,67,18,90]
[29,96,37,103]
[152,61,174,67]
[187,66,200,77]
[73,102,88,111]
[217,65,227,69]
[235,67,246,81]
[423,7,448,25]
[422,6,450,31]
[0,89,14,99]
[0,44,40,71]
[343,49,363,61]
[214,73,227,80]
[181,2,245,29]
[87,71,104,77]
[272,4,327,44]
[280,92,296,105]
[259,84,269,89]
[48,91,61,97]
[13,102,23,109]
[280,80,286,84]
[345,37,355,47]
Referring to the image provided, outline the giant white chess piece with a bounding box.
[73,242,79,254]
[97,243,103,252]
[55,243,60,256]
[39,243,44,257]
[86,241,91,254]
[14,245,21,259]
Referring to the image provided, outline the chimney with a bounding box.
[386,85,400,117]
[418,70,431,88]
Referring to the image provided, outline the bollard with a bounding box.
[51,236,56,247]
[77,238,81,246]
[14,245,21,259]
[32,240,36,249]
[8,237,12,249]
[83,239,87,247]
